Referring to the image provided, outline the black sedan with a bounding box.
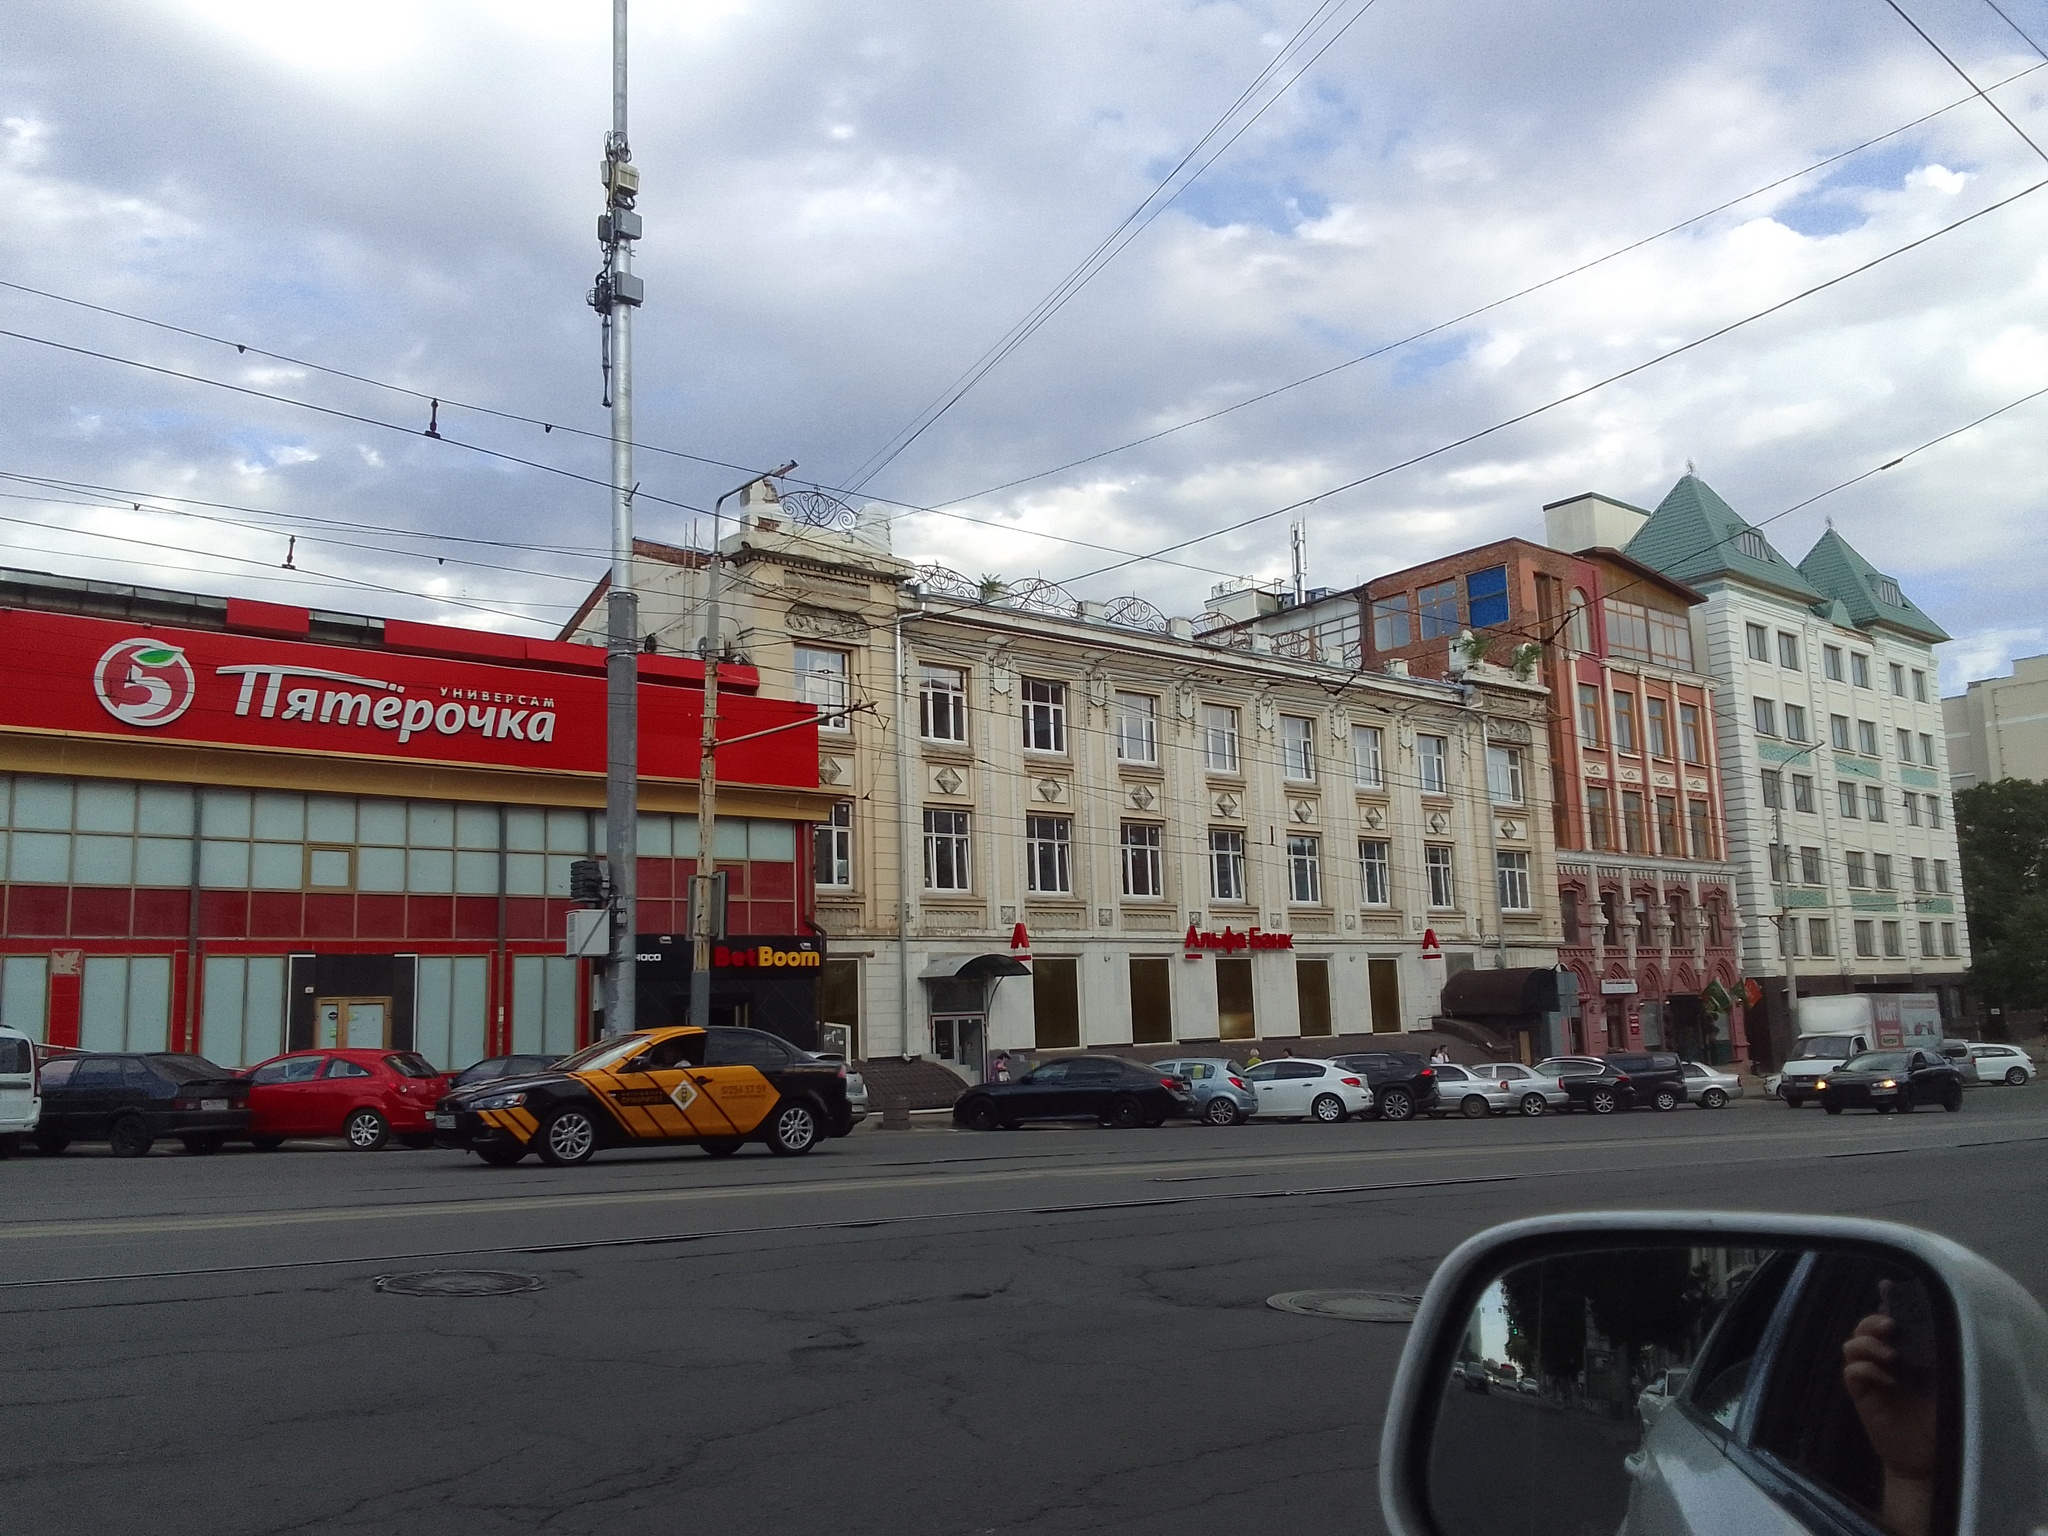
[34,1052,251,1156]
[1554,1061,1659,1115]
[1815,1050,1963,1114]
[953,1056,1196,1130]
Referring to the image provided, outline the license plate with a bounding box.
[202,1099,228,1111]
[434,1114,456,1129]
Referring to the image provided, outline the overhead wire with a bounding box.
[1881,0,2048,163]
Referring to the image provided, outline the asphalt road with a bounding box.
[6,1087,2046,1536]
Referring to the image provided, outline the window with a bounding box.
[1874,575,1903,606]
[1358,839,1391,905]
[1862,785,1884,822]
[1296,958,1333,1038]
[1746,623,1770,661]
[1631,894,1653,945]
[1854,920,1877,959]
[1830,714,1851,750]
[794,647,851,729]
[1486,745,1524,804]
[1280,716,1315,781]
[1912,670,1928,703]
[1926,795,1942,829]
[1418,734,1449,795]
[1025,815,1072,894]
[1586,786,1613,851]
[1202,705,1240,773]
[919,664,967,742]
[1496,852,1532,911]
[1209,829,1246,902]
[1919,733,1935,765]
[1920,921,1937,955]
[1688,799,1713,859]
[1351,724,1385,787]
[1889,662,1905,696]
[1120,823,1163,898]
[1753,698,1778,736]
[1604,599,1652,662]
[1769,842,1790,883]
[1612,692,1639,754]
[1792,775,1816,813]
[1911,856,1929,892]
[1425,845,1456,909]
[1566,590,1592,651]
[1846,851,1868,888]
[1579,684,1604,746]
[1021,678,1067,753]
[1737,529,1769,560]
[814,802,853,888]
[1823,645,1844,680]
[1417,579,1460,639]
[1466,565,1509,628]
[1933,859,1950,894]
[1130,956,1172,1045]
[1761,770,1784,809]
[1621,790,1646,853]
[1809,917,1834,956]
[1857,719,1878,757]
[1873,853,1894,890]
[1371,593,1411,651]
[1286,835,1322,904]
[1668,891,1692,945]
[1851,652,1871,688]
[1655,795,1680,855]
[1679,703,1703,763]
[1113,691,1157,764]
[1942,923,1958,957]
[1777,914,1801,957]
[1600,891,1622,947]
[922,809,971,891]
[1777,631,1802,670]
[1783,704,1808,743]
[1896,727,1913,761]
[306,845,353,890]
[1646,696,1671,758]
[1648,609,1694,668]
[1800,846,1823,885]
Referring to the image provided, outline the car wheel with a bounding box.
[0,1134,15,1157]
[1378,1088,1415,1122]
[108,1115,155,1158]
[1460,1095,1491,1120]
[398,1133,437,1150]
[1875,1104,1894,1114]
[35,1131,70,1154]
[765,1100,820,1156]
[251,1136,284,1152]
[1589,1088,1620,1116]
[537,1107,600,1166]
[1783,1095,1804,1109]
[1652,1088,1680,1112]
[1310,1093,1347,1123]
[2007,1067,2028,1086]
[1202,1096,1242,1127]
[700,1138,744,1157]
[1944,1092,1962,1112]
[180,1133,226,1154]
[1106,1096,1146,1130]
[1896,1098,1915,1114]
[344,1109,390,1151]
[476,1146,526,1166]
[960,1098,1002,1132]
[1519,1093,1547,1118]
[1700,1088,1728,1109]
[1824,1104,1843,1115]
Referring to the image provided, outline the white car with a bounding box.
[1679,1061,1742,1108]
[1430,1061,1565,1117]
[1241,1059,1373,1122]
[0,1028,41,1153]
[1967,1042,2037,1086]
[1636,1366,1689,1429]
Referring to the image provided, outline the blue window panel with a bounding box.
[1466,565,1510,629]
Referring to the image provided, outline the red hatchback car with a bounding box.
[241,1049,451,1151]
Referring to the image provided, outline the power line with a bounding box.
[1983,0,2048,57]
[1882,0,2048,163]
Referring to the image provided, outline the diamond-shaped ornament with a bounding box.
[934,767,964,794]
[669,1077,699,1113]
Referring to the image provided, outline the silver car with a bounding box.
[1679,1060,1742,1108]
[1431,1060,1567,1118]
[1151,1057,1257,1126]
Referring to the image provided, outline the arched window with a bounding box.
[1566,589,1592,652]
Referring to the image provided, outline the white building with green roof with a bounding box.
[1606,474,1970,1064]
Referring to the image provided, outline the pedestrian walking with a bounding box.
[989,1051,1012,1085]
[1430,1045,1451,1064]
[1245,1048,1263,1068]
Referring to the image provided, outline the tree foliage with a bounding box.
[1955,780,2048,1008]
[1499,1249,1713,1384]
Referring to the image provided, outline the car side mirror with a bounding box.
[1379,1212,2048,1536]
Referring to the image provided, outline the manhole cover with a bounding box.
[1267,1289,1420,1323]
[376,1270,545,1298]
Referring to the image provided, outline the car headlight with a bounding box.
[1877,1079,1897,1090]
[1814,1080,1828,1090]
[471,1090,527,1110]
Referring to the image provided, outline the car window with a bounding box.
[71,1057,122,1087]
[154,1054,227,1082]
[0,1036,32,1074]
[554,1034,650,1073]
[1023,1062,1069,1084]
[706,1029,792,1070]
[455,1060,504,1084]
[1067,1059,1119,1079]
[1681,1063,1704,1078]
[1183,1063,1212,1081]
[326,1058,374,1079]
[1433,1064,1469,1081]
[38,1057,77,1087]
[1685,1251,1806,1433]
[1792,1036,1861,1059]
[122,1057,161,1088]
[384,1053,440,1078]
[1243,1062,1279,1083]
[252,1056,326,1085]
[1492,1064,1529,1081]
[1277,1061,1323,1079]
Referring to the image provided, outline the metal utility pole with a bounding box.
[592,0,645,1034]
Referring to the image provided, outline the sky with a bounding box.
[2,0,2045,692]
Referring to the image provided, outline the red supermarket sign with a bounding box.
[1182,924,1294,958]
[3,608,818,787]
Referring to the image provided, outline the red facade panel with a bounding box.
[70,888,132,937]
[133,888,188,937]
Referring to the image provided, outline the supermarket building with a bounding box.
[0,569,829,1068]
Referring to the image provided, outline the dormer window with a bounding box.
[1873,576,1903,607]
[1736,530,1767,560]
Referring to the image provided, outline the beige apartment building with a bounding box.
[565,483,1560,1073]
[1945,654,2048,791]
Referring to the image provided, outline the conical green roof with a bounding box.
[1797,528,1949,643]
[1622,474,1824,601]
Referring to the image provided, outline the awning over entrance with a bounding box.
[1441,966,1561,1017]
[918,954,1032,982]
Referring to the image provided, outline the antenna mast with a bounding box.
[591,0,644,1034]
[1290,519,1307,604]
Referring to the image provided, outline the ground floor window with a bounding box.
[1032,956,1080,1048]
[818,957,861,1060]
[1295,958,1332,1037]
[1215,957,1256,1040]
[200,955,287,1068]
[79,955,171,1053]
[414,955,490,1070]
[1368,956,1402,1033]
[1129,956,1172,1044]
[1,956,48,1041]
[511,955,580,1055]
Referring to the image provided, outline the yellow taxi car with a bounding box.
[433,1025,856,1166]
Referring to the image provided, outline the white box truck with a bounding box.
[1772,993,1944,1106]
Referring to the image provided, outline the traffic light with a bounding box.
[568,858,608,908]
